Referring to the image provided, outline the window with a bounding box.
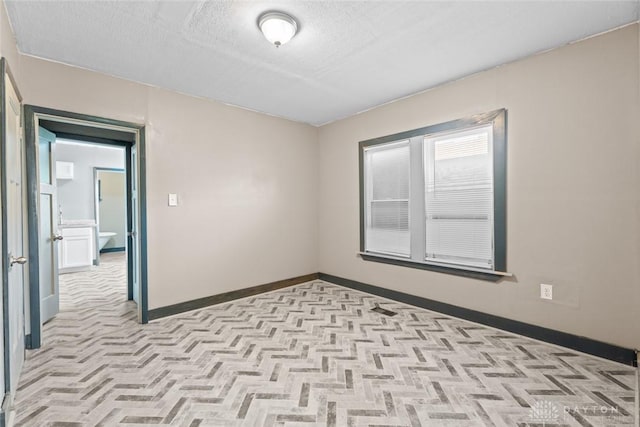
[364,140,410,257]
[359,109,506,281]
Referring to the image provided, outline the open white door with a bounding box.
[38,127,60,323]
[130,146,139,306]
[5,72,25,395]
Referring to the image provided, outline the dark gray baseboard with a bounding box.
[319,273,637,367]
[147,270,637,366]
[100,246,125,254]
[148,273,319,321]
[25,334,32,350]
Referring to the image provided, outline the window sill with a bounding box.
[358,252,510,282]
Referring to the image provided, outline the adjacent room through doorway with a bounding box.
[39,137,133,344]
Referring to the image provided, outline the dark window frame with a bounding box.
[358,109,507,282]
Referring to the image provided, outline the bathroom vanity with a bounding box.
[58,220,96,273]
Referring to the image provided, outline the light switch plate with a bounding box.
[168,193,178,207]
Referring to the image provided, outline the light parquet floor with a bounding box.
[59,252,128,312]
[13,258,638,426]
[42,252,136,346]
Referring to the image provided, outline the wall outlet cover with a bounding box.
[540,283,553,300]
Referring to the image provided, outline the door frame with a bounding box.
[23,105,148,349]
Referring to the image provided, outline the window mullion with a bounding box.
[409,136,425,262]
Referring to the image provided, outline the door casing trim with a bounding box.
[23,105,148,349]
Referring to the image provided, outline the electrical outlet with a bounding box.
[540,283,553,300]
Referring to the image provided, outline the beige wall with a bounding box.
[318,24,640,350]
[1,0,638,349]
[97,170,127,249]
[5,43,318,310]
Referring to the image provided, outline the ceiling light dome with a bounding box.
[258,11,298,47]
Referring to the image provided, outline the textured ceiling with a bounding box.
[5,1,640,126]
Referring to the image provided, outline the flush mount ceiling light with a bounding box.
[258,11,298,47]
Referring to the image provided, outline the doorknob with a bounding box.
[52,234,64,241]
[10,256,27,266]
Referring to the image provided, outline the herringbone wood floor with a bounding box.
[42,253,135,346]
[59,252,128,311]
[14,257,637,426]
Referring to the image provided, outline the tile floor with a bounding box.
[42,252,136,347]
[13,258,638,426]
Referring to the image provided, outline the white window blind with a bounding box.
[424,126,494,268]
[364,141,410,257]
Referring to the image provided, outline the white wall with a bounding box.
[56,140,124,221]
[318,24,640,350]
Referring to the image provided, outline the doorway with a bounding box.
[51,141,129,322]
[95,168,127,257]
[23,106,148,350]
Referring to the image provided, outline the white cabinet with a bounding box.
[58,226,95,272]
